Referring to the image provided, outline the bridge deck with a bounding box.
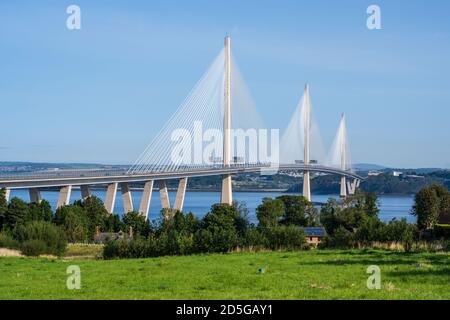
[0,164,364,189]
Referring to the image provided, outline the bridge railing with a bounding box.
[0,163,273,181]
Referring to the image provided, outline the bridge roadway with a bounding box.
[0,164,364,189]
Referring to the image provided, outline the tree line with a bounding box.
[0,184,449,258]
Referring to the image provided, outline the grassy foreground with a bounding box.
[1,249,449,299]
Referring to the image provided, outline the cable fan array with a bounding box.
[128,47,266,174]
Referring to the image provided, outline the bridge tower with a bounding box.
[221,35,233,205]
[302,84,312,202]
[340,113,347,198]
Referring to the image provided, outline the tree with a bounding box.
[277,195,318,227]
[0,188,8,229]
[122,212,151,238]
[27,200,53,222]
[346,192,380,217]
[364,192,380,217]
[319,198,342,235]
[412,185,442,230]
[256,198,284,228]
[4,197,29,229]
[74,196,109,236]
[158,210,198,255]
[194,204,241,253]
[54,205,90,242]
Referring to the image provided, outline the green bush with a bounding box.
[433,224,450,239]
[330,226,354,248]
[14,221,67,256]
[262,225,307,250]
[0,232,20,249]
[158,231,194,256]
[103,240,120,259]
[20,239,47,256]
[194,226,238,253]
[103,238,158,259]
[193,204,241,253]
[241,228,266,248]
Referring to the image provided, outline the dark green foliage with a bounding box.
[360,174,438,194]
[256,198,284,228]
[320,192,419,250]
[262,225,307,250]
[20,239,47,256]
[194,204,241,253]
[241,228,266,247]
[74,196,110,234]
[433,224,450,239]
[329,226,354,248]
[55,205,90,242]
[0,232,20,249]
[27,200,53,222]
[0,188,8,229]
[122,211,151,238]
[277,195,311,227]
[14,221,67,256]
[103,238,158,259]
[4,198,29,229]
[412,184,450,230]
[104,214,123,233]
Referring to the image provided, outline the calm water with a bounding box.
[8,190,416,223]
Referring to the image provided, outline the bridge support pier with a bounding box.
[174,178,188,211]
[221,175,233,205]
[138,181,154,220]
[120,182,134,213]
[104,183,118,214]
[4,188,10,202]
[303,171,311,202]
[347,178,360,195]
[29,188,42,204]
[340,176,347,198]
[159,180,171,209]
[57,186,72,209]
[80,185,91,200]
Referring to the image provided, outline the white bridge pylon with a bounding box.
[281,84,357,200]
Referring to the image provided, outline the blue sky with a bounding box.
[0,0,449,168]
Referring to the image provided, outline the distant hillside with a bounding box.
[352,163,387,171]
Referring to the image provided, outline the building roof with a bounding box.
[303,227,326,237]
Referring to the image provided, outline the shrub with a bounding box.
[14,221,67,256]
[103,238,158,259]
[158,231,194,256]
[0,232,19,249]
[194,226,238,253]
[241,228,266,248]
[262,225,307,250]
[193,204,241,253]
[103,240,120,259]
[330,226,354,248]
[433,224,450,239]
[20,239,47,256]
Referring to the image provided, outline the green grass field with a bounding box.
[1,249,449,299]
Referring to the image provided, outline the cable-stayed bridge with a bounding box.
[0,36,364,219]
